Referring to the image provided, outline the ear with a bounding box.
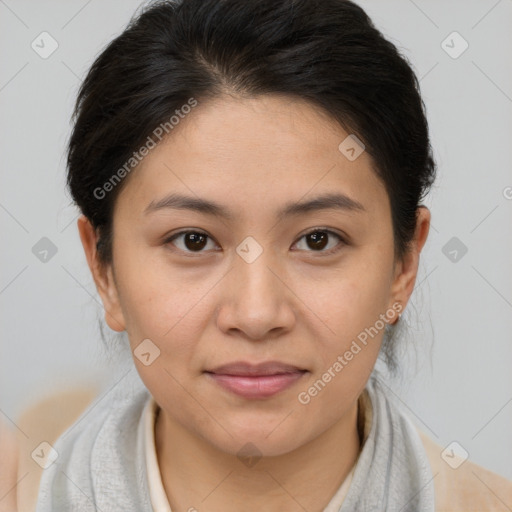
[77,215,126,332]
[388,206,431,322]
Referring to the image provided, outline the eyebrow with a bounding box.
[143,192,365,220]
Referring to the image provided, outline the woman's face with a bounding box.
[83,94,428,457]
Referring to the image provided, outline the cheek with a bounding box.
[294,270,391,416]
[298,254,393,340]
[116,262,213,402]
[113,246,211,352]
[291,251,394,403]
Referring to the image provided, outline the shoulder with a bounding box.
[418,429,512,511]
[17,373,150,512]
[16,387,98,512]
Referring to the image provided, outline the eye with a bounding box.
[165,230,218,253]
[292,228,345,254]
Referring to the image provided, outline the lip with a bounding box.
[204,361,308,399]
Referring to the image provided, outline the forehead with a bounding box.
[115,94,388,220]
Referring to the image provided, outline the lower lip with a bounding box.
[205,371,307,399]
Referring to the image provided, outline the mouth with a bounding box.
[204,361,308,399]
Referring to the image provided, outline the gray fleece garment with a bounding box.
[36,369,435,511]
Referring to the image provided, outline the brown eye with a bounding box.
[306,231,328,250]
[166,231,217,253]
[184,232,207,251]
[293,229,344,254]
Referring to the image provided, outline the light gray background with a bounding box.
[1,0,511,483]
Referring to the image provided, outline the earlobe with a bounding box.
[388,207,431,319]
[77,215,126,332]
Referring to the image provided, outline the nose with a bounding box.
[215,249,296,341]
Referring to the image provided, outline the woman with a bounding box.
[32,0,512,510]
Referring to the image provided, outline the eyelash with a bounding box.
[163,228,347,257]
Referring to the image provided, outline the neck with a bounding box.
[155,400,362,512]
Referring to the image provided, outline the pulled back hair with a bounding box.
[67,0,436,370]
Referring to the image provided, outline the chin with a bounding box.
[203,423,309,460]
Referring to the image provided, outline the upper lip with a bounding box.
[206,361,307,376]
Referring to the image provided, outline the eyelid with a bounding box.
[298,226,347,241]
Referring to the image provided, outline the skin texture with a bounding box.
[78,94,430,511]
